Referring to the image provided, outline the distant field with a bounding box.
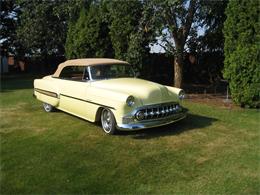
[1,76,259,194]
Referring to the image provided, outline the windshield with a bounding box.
[90,64,135,80]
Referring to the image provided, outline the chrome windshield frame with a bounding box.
[88,63,135,81]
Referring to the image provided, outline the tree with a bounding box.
[143,0,199,88]
[108,0,143,60]
[143,0,231,87]
[185,0,228,84]
[16,0,70,58]
[223,0,260,107]
[0,0,21,54]
[126,31,148,72]
[108,0,154,71]
[66,0,153,72]
[65,2,114,59]
[186,0,228,54]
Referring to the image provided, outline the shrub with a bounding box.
[223,0,260,107]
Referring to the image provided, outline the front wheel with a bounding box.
[101,108,117,135]
[43,103,55,112]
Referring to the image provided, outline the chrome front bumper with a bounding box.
[116,108,188,131]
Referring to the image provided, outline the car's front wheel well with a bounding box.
[95,107,103,122]
[95,107,117,124]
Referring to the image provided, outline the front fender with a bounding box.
[165,86,183,102]
[87,87,142,124]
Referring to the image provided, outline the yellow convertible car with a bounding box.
[34,58,187,134]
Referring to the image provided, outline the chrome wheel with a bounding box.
[43,103,54,112]
[101,108,116,134]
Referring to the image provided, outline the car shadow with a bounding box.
[1,78,34,92]
[117,113,217,139]
[0,74,45,92]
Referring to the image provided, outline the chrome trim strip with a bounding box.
[34,88,115,110]
[59,93,115,110]
[34,88,58,98]
[136,101,179,109]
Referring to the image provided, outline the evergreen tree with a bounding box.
[108,0,143,60]
[65,2,113,59]
[223,0,260,107]
[108,0,154,71]
[65,0,152,72]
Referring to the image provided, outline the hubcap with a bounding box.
[43,103,52,112]
[101,109,112,133]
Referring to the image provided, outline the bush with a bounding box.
[223,0,260,107]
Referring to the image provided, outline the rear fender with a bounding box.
[34,78,59,107]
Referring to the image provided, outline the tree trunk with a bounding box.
[174,54,183,88]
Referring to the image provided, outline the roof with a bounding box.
[53,58,129,77]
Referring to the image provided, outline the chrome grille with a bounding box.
[135,103,182,121]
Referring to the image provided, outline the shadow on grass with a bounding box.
[117,113,217,139]
[0,74,44,92]
[0,79,33,92]
[40,110,217,140]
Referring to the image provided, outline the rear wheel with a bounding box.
[101,108,117,135]
[43,103,55,112]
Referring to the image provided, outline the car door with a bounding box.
[56,65,91,119]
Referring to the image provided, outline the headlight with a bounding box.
[126,96,135,107]
[178,90,185,100]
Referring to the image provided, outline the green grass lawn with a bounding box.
[1,75,259,194]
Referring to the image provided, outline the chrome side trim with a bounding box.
[34,88,58,98]
[59,94,116,110]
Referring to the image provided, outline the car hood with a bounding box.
[90,78,177,105]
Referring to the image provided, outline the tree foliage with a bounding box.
[108,0,154,70]
[66,0,229,87]
[2,0,241,95]
[144,0,230,87]
[142,0,199,87]
[16,0,70,58]
[65,0,153,71]
[223,0,260,107]
[188,0,228,53]
[108,0,142,60]
[0,0,21,55]
[185,0,228,84]
[65,2,113,59]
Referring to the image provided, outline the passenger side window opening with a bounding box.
[59,66,89,81]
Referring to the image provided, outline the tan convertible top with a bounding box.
[53,58,129,77]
